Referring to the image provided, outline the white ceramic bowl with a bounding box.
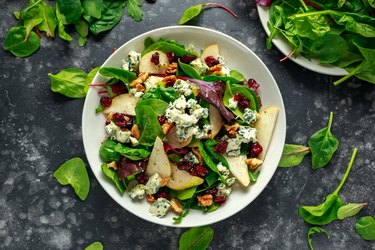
[257,5,348,76]
[82,26,286,227]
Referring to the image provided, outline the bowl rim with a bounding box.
[82,25,286,227]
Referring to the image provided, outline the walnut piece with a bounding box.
[107,161,117,170]
[197,194,213,207]
[170,198,183,214]
[245,158,263,170]
[131,124,140,139]
[161,122,172,134]
[130,72,149,87]
[147,195,156,203]
[161,75,177,87]
[208,64,223,76]
[225,123,239,137]
[166,62,178,75]
[191,147,203,163]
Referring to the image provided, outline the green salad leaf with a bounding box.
[135,105,163,146]
[101,163,125,194]
[53,157,90,201]
[308,227,329,250]
[179,226,214,250]
[114,144,150,161]
[337,203,367,220]
[84,241,104,250]
[49,68,87,98]
[3,27,40,57]
[278,144,310,167]
[99,139,121,162]
[126,0,143,22]
[355,216,375,240]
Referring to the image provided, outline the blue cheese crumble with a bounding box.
[105,122,139,146]
[217,162,230,179]
[226,137,242,156]
[149,198,171,218]
[217,183,232,197]
[129,184,147,199]
[181,152,200,164]
[243,108,258,125]
[122,51,141,72]
[228,97,238,109]
[165,96,209,142]
[238,126,257,143]
[190,58,208,75]
[173,79,198,97]
[145,173,161,195]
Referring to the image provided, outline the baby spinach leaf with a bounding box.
[310,34,349,64]
[3,27,40,57]
[114,144,150,161]
[48,68,87,98]
[176,187,197,200]
[142,41,196,57]
[231,84,260,112]
[179,4,203,25]
[136,99,168,116]
[299,148,358,225]
[179,226,214,250]
[99,139,121,162]
[198,142,224,181]
[53,157,90,201]
[278,144,310,168]
[85,66,100,93]
[99,67,136,87]
[204,139,229,168]
[230,70,245,82]
[57,21,73,41]
[101,163,125,194]
[84,241,104,250]
[75,19,89,38]
[308,227,329,250]
[89,0,123,35]
[38,1,58,37]
[126,0,143,22]
[337,203,367,220]
[203,75,242,84]
[135,105,163,146]
[21,4,44,40]
[56,0,82,24]
[355,216,375,240]
[223,82,243,118]
[82,0,103,19]
[308,112,339,169]
[178,59,202,79]
[142,86,179,103]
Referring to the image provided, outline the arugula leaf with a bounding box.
[308,112,339,169]
[308,227,329,250]
[3,27,40,57]
[101,163,125,194]
[126,0,143,22]
[53,157,90,201]
[278,144,310,167]
[179,226,214,250]
[299,148,358,225]
[355,216,375,240]
[49,68,87,98]
[337,203,367,220]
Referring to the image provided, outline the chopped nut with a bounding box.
[208,64,223,75]
[161,122,172,134]
[225,123,239,137]
[160,177,170,187]
[147,195,156,203]
[131,124,140,139]
[191,147,203,163]
[130,72,149,87]
[106,112,114,123]
[161,75,177,87]
[136,83,145,92]
[245,158,263,170]
[166,62,178,75]
[107,161,117,170]
[197,194,213,207]
[170,198,183,214]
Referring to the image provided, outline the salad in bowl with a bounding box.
[82,26,285,227]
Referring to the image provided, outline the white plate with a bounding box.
[82,26,286,227]
[257,5,348,76]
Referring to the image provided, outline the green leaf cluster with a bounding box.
[179,226,214,250]
[4,0,144,57]
[267,0,375,85]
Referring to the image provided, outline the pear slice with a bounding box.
[167,163,204,190]
[201,44,220,61]
[224,154,250,187]
[165,126,192,149]
[102,93,138,116]
[146,137,171,184]
[254,106,279,160]
[209,105,223,138]
[139,50,170,74]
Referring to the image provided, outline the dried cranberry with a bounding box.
[204,56,220,67]
[238,100,250,109]
[180,55,197,64]
[111,82,127,95]
[195,165,208,177]
[250,142,263,158]
[214,196,227,204]
[136,173,149,184]
[166,52,177,63]
[214,141,228,154]
[189,167,198,176]
[155,191,169,200]
[100,97,112,107]
[246,78,260,93]
[233,93,243,101]
[112,113,132,128]
[206,188,218,196]
[151,52,160,65]
[177,161,194,171]
[158,115,167,125]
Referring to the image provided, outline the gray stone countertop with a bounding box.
[1,0,374,249]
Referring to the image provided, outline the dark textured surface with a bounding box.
[1,0,374,249]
